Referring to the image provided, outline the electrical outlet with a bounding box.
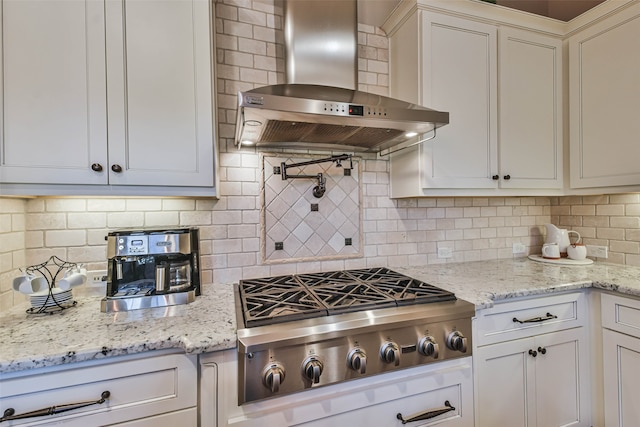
[437,247,453,259]
[512,243,526,254]
[586,245,608,258]
[87,270,107,286]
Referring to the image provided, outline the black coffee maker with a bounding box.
[101,228,201,312]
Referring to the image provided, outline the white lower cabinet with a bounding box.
[476,328,588,427]
[0,351,197,426]
[474,293,591,427]
[601,293,640,426]
[200,349,474,427]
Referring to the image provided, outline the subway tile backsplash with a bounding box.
[4,191,640,312]
[551,194,640,266]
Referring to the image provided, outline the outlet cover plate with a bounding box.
[438,247,453,259]
[512,243,526,254]
[586,245,608,258]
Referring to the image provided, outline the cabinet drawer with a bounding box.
[475,292,585,346]
[110,407,197,426]
[0,352,197,426]
[214,351,473,427]
[602,293,640,338]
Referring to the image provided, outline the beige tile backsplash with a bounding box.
[4,191,640,311]
[551,194,640,266]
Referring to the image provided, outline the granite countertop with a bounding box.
[3,258,640,375]
[398,257,640,308]
[0,283,237,374]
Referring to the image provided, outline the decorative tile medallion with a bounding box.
[262,154,362,263]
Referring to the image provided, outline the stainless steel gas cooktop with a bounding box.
[238,267,457,327]
[234,267,474,405]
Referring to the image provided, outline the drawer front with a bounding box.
[0,353,197,426]
[217,354,474,427]
[475,292,585,346]
[110,407,197,427]
[602,293,640,338]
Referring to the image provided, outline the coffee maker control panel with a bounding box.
[112,233,185,257]
[116,236,150,256]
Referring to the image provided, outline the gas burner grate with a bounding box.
[305,282,395,314]
[238,268,456,327]
[372,279,457,305]
[238,275,326,327]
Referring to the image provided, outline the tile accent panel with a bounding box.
[262,154,361,263]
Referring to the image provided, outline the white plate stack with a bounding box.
[29,287,74,309]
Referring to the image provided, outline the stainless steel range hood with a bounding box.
[234,0,449,156]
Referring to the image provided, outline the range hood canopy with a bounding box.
[233,0,449,155]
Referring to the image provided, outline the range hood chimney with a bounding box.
[284,0,357,90]
[234,0,449,156]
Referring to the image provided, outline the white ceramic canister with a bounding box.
[567,244,587,261]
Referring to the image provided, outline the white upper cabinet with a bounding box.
[569,2,640,189]
[421,13,498,190]
[105,0,215,188]
[388,10,498,197]
[387,2,564,197]
[0,0,217,196]
[0,0,108,186]
[499,28,563,190]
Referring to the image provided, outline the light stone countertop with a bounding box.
[0,283,237,374]
[3,258,640,374]
[398,257,640,309]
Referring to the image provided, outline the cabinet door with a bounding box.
[475,338,534,427]
[534,328,588,427]
[0,0,108,185]
[420,12,498,189]
[476,328,589,427]
[603,329,640,427]
[569,3,640,188]
[105,0,215,187]
[498,28,563,189]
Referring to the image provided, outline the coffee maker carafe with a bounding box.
[101,228,201,312]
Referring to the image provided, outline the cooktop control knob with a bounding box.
[446,331,468,353]
[262,362,285,393]
[418,336,439,358]
[380,342,400,366]
[347,348,367,374]
[302,356,324,384]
